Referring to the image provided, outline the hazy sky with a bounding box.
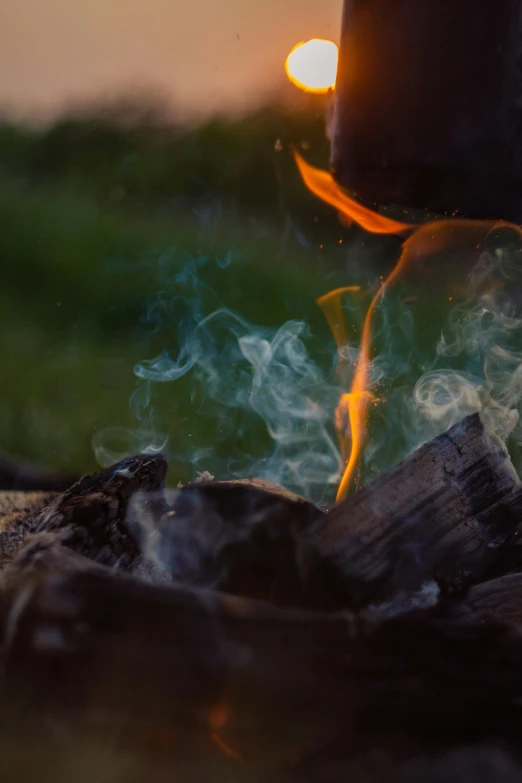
[1,0,342,119]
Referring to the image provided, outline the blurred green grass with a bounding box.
[0,97,371,479]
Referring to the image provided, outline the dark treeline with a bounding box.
[0,96,356,475]
[0,94,335,229]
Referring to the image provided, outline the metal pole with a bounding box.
[331,0,522,220]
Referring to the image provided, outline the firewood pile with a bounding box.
[3,413,522,782]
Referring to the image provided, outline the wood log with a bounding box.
[480,542,522,580]
[447,572,522,626]
[6,556,522,763]
[0,453,168,572]
[0,461,341,610]
[3,415,522,613]
[395,745,522,783]
[295,744,522,783]
[146,479,346,609]
[307,414,522,608]
[1,563,352,761]
[1,533,110,594]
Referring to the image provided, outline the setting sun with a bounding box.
[285,39,338,93]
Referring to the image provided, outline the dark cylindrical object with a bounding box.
[331,1,522,220]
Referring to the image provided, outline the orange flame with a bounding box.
[210,731,243,761]
[293,151,415,235]
[317,286,361,350]
[298,154,522,502]
[209,703,242,762]
[319,262,408,500]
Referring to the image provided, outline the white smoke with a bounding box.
[409,251,522,453]
[94,253,343,504]
[238,320,342,492]
[94,228,522,500]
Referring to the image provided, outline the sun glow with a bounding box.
[285,39,338,94]
[293,151,414,235]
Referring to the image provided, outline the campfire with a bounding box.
[3,415,522,779]
[5,4,522,783]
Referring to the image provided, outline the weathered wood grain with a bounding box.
[448,572,522,626]
[148,478,340,609]
[0,454,168,572]
[5,563,522,761]
[307,414,522,607]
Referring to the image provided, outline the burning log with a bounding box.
[307,414,522,608]
[146,478,348,609]
[3,415,522,776]
[1,551,352,759]
[2,414,522,611]
[0,456,344,610]
[6,557,522,764]
[447,572,522,626]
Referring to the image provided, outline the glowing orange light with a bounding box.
[285,39,338,94]
[210,731,243,761]
[210,704,229,730]
[317,286,361,351]
[298,155,522,502]
[293,151,415,235]
[319,266,408,500]
[209,702,242,761]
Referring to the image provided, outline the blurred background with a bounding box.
[2,0,384,491]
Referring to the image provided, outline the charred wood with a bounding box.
[5,562,522,762]
[481,541,522,580]
[0,453,168,573]
[1,459,341,610]
[3,416,522,614]
[307,414,522,608]
[1,565,351,760]
[395,745,522,783]
[447,572,522,626]
[293,744,522,783]
[145,478,346,609]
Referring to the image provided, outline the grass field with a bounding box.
[1,98,390,500]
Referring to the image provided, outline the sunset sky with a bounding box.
[1,0,342,119]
